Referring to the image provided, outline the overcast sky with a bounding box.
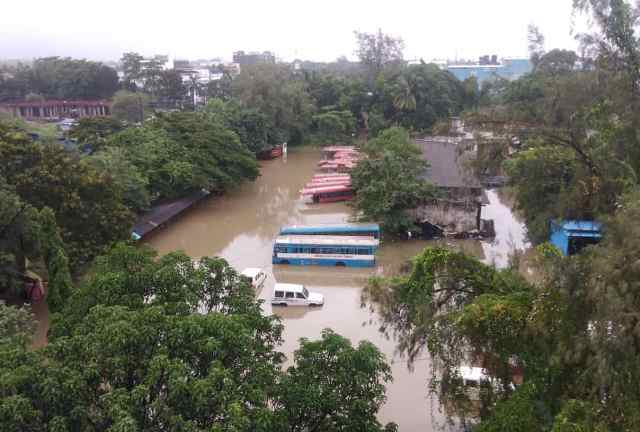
[1,0,586,63]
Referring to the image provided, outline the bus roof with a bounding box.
[301,184,352,195]
[280,223,380,235]
[275,235,379,247]
[312,173,351,178]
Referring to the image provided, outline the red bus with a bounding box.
[305,179,351,188]
[301,184,354,203]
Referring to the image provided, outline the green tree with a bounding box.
[20,57,118,100]
[527,24,546,66]
[68,117,125,153]
[38,207,73,312]
[104,111,259,202]
[88,146,151,212]
[206,70,233,101]
[390,76,416,113]
[154,69,187,108]
[0,64,30,102]
[0,127,134,267]
[0,243,395,431]
[312,109,355,143]
[233,64,314,145]
[354,29,405,81]
[0,304,36,348]
[0,176,41,292]
[362,246,537,424]
[111,90,150,124]
[120,52,144,89]
[204,98,276,153]
[276,329,395,432]
[351,127,435,233]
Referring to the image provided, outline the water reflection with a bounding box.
[480,189,530,268]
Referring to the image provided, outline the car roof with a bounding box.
[240,268,263,278]
[274,283,304,292]
[457,366,488,381]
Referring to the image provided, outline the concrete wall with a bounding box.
[413,202,479,233]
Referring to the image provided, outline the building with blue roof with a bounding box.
[550,220,602,256]
[446,58,532,84]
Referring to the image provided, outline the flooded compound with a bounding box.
[145,147,529,432]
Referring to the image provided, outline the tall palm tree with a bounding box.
[392,76,416,112]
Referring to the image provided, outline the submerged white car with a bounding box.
[457,366,515,401]
[240,268,267,289]
[271,283,324,307]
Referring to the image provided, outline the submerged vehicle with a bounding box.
[272,234,378,267]
[240,267,267,289]
[271,283,324,307]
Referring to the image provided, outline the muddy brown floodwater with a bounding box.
[144,147,529,432]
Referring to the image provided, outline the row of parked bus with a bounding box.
[272,223,380,268]
[300,173,353,203]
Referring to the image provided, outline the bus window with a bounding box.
[285,292,295,299]
[274,291,284,298]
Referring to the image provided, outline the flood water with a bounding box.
[143,147,529,431]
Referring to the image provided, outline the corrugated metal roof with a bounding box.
[558,220,602,233]
[415,138,481,189]
[132,190,210,239]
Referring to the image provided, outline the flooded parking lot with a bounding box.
[144,147,529,431]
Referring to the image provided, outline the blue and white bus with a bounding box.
[279,223,381,239]
[272,235,379,267]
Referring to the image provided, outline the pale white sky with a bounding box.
[0,0,585,62]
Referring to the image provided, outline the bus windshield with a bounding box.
[303,287,309,298]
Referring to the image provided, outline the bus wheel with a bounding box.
[336,262,346,267]
[280,303,288,307]
[281,260,289,265]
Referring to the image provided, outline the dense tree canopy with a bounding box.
[101,111,259,203]
[358,2,640,430]
[0,122,127,269]
[0,176,41,293]
[110,90,151,124]
[204,98,277,153]
[351,127,435,234]
[354,29,405,81]
[0,243,396,431]
[232,64,314,145]
[68,117,125,153]
[0,57,118,101]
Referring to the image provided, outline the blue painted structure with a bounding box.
[279,223,381,239]
[550,220,602,256]
[273,235,378,267]
[446,58,532,84]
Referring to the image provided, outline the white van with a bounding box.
[240,268,267,289]
[272,283,324,307]
[457,366,514,400]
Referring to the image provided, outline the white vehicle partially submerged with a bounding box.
[240,268,267,289]
[271,283,324,307]
[457,366,515,400]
